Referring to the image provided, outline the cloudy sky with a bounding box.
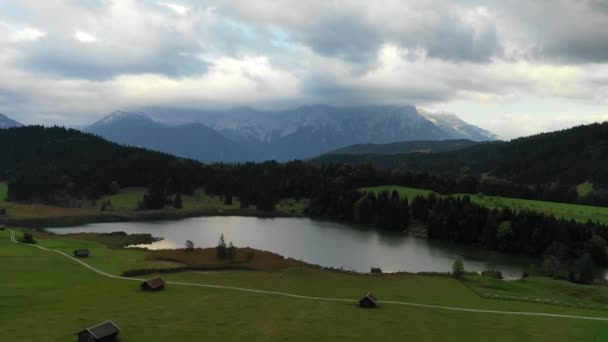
[1,0,607,138]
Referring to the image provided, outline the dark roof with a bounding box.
[74,249,89,255]
[79,320,120,339]
[142,277,166,289]
[364,292,377,303]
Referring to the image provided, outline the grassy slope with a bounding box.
[2,230,608,341]
[364,185,608,224]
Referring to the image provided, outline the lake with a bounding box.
[47,216,533,278]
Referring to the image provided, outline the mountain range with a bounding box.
[87,112,252,162]
[86,105,497,162]
[0,113,22,128]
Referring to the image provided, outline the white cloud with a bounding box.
[0,0,607,137]
[158,1,189,16]
[74,29,97,43]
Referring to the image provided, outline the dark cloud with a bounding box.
[16,34,207,80]
[423,19,501,62]
[301,15,382,64]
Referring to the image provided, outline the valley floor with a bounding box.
[2,229,608,341]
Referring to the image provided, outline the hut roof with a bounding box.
[78,320,120,339]
[364,292,377,303]
[142,277,166,289]
[74,249,89,256]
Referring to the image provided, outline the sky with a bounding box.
[0,0,607,138]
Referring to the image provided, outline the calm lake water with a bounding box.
[47,216,533,278]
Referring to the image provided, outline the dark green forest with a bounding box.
[314,122,608,206]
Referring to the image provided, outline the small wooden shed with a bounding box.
[141,277,166,291]
[74,249,90,258]
[359,291,378,308]
[76,320,120,342]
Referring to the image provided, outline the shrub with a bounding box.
[452,259,465,279]
[541,255,560,278]
[21,232,36,244]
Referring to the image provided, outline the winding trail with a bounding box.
[8,229,608,322]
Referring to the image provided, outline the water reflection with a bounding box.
[47,216,532,278]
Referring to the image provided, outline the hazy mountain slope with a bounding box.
[0,114,22,128]
[87,111,253,162]
[143,105,497,160]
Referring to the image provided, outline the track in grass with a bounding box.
[8,229,608,322]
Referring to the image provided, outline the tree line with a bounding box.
[310,189,608,284]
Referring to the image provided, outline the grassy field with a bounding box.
[2,229,608,341]
[577,182,595,198]
[100,187,242,212]
[276,198,310,214]
[364,185,608,224]
[464,275,608,311]
[1,183,300,220]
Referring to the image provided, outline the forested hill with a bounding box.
[0,126,205,203]
[315,122,608,189]
[0,126,321,207]
[320,139,482,156]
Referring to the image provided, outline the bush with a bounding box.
[452,259,465,279]
[541,255,560,278]
[21,232,36,244]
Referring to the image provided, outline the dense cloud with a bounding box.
[0,0,606,138]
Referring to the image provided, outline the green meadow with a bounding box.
[1,229,608,341]
[364,185,608,225]
[0,183,301,220]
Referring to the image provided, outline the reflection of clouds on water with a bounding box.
[47,217,533,278]
[127,239,178,250]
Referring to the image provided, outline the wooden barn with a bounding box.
[141,277,166,291]
[370,267,382,274]
[359,291,378,308]
[73,249,90,258]
[76,320,120,342]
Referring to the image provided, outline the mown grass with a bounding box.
[464,275,608,311]
[276,198,309,214]
[364,185,608,224]
[2,229,608,341]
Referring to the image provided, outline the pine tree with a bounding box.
[216,234,227,259]
[174,193,183,209]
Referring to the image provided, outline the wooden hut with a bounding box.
[76,320,120,341]
[74,249,90,258]
[359,291,378,308]
[370,267,382,274]
[141,277,166,291]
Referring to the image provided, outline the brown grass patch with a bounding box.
[147,247,313,272]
